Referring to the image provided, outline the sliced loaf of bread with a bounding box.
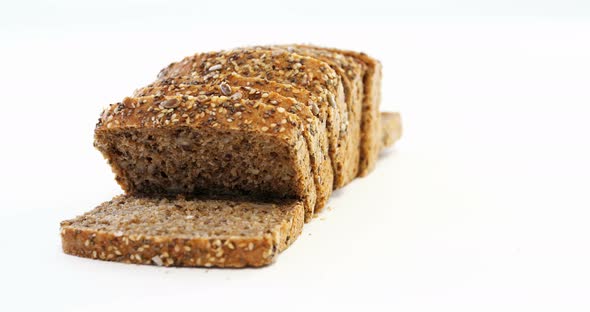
[61,195,304,267]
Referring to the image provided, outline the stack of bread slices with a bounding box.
[60,45,402,268]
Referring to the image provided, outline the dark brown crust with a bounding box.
[61,196,304,268]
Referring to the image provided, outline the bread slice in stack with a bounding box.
[61,196,304,267]
[278,45,365,183]
[134,80,333,215]
[62,45,402,268]
[322,47,383,177]
[94,94,317,218]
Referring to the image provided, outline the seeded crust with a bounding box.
[323,47,382,177]
[280,45,364,182]
[380,112,402,150]
[157,47,355,189]
[134,81,333,212]
[94,94,317,220]
[60,195,304,268]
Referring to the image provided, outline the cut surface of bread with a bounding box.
[94,94,317,220]
[61,195,304,267]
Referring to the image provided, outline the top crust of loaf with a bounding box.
[157,47,345,140]
[96,94,304,136]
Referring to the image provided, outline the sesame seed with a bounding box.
[208,64,222,71]
[229,92,242,101]
[328,95,336,107]
[152,255,164,266]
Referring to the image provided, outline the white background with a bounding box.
[1,1,589,311]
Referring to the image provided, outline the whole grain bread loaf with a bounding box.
[61,195,304,267]
[61,45,401,269]
[157,47,356,189]
[94,94,318,220]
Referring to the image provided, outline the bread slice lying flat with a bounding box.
[60,195,304,267]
